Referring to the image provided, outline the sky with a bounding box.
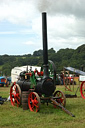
[0,0,85,55]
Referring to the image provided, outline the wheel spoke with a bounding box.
[31,103,34,109]
[15,98,20,105]
[34,100,38,106]
[16,93,20,99]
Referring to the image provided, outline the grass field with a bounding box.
[0,85,85,128]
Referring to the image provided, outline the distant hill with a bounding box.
[0,44,85,76]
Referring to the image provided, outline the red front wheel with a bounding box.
[10,83,21,107]
[28,92,40,112]
[80,81,85,99]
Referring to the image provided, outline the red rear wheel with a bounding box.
[28,92,40,112]
[80,81,85,99]
[53,90,66,107]
[10,83,21,107]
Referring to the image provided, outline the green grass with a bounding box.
[0,85,85,128]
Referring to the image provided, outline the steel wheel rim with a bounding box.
[10,83,21,107]
[80,81,85,99]
[28,92,40,112]
[53,90,66,107]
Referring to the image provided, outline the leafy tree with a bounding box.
[33,50,43,56]
[0,44,85,76]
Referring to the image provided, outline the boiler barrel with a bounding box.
[35,78,55,96]
[17,80,31,91]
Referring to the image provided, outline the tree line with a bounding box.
[0,44,85,76]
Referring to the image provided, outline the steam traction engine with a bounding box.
[10,12,74,117]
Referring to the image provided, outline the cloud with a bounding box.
[0,0,84,25]
[0,0,37,25]
[35,0,85,18]
[0,0,85,55]
[0,0,85,24]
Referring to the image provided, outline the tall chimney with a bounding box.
[42,12,48,65]
[42,12,49,78]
